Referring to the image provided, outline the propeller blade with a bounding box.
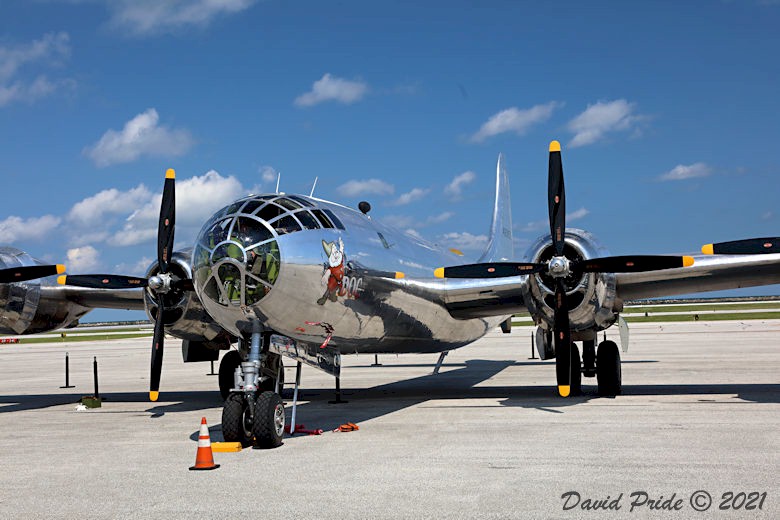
[434,262,545,279]
[553,279,572,397]
[57,274,148,289]
[702,238,779,255]
[548,140,566,256]
[158,169,176,274]
[574,255,694,273]
[0,264,65,283]
[149,300,165,402]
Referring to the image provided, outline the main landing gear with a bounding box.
[220,332,286,449]
[569,338,621,397]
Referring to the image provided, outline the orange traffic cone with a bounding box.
[189,417,220,471]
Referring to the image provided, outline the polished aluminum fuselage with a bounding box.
[200,199,509,354]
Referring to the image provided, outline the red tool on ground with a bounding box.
[285,424,323,435]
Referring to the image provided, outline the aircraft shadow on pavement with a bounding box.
[2,358,777,426]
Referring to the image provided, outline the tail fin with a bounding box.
[477,153,513,262]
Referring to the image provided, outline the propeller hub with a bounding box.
[148,273,172,293]
[548,256,571,278]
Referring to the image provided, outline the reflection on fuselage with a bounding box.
[192,194,506,354]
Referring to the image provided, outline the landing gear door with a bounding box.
[268,334,341,378]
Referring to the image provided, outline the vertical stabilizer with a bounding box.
[477,154,513,262]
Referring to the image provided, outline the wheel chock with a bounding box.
[211,442,243,452]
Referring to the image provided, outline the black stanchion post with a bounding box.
[371,354,381,367]
[207,360,217,376]
[329,376,348,404]
[93,356,99,399]
[530,331,537,360]
[60,352,75,389]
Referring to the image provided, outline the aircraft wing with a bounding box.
[615,252,780,301]
[400,277,528,320]
[43,285,146,310]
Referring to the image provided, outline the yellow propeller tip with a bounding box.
[149,391,159,402]
[449,248,464,256]
[558,385,570,397]
[57,275,67,285]
[56,264,66,274]
[434,267,445,278]
[683,256,695,267]
[395,272,405,279]
[701,244,714,255]
[549,140,561,152]
[165,168,175,179]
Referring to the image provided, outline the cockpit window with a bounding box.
[270,215,301,235]
[247,241,280,285]
[240,199,266,215]
[201,218,233,248]
[323,209,345,230]
[293,210,320,230]
[230,217,272,247]
[256,203,285,222]
[274,197,303,211]
[311,209,334,229]
[288,195,314,207]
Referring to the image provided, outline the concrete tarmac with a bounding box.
[0,321,778,519]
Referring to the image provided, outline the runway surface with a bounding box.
[0,321,778,519]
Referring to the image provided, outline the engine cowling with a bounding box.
[520,229,619,340]
[142,248,235,350]
[0,247,89,334]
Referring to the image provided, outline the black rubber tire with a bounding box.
[597,340,622,397]
[252,391,285,449]
[219,350,242,401]
[570,344,582,396]
[222,393,251,444]
[500,317,512,334]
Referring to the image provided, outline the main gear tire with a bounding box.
[252,391,285,449]
[597,340,622,397]
[222,392,252,444]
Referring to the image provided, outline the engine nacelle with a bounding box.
[143,249,235,351]
[520,229,619,340]
[0,247,89,335]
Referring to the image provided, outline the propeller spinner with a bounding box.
[436,141,694,397]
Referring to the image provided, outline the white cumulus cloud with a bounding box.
[111,169,245,246]
[67,185,153,226]
[390,188,429,206]
[438,232,488,251]
[84,108,194,167]
[294,73,369,107]
[66,246,100,272]
[338,179,394,197]
[470,102,561,143]
[0,215,61,243]
[567,99,644,148]
[444,171,476,199]
[659,162,711,181]
[0,32,73,107]
[105,0,256,36]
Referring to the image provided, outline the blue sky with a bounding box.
[1,1,779,320]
